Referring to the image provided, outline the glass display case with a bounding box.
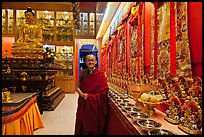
[43,44,56,52]
[2,9,14,34]
[76,12,98,36]
[37,11,54,42]
[96,13,103,35]
[76,12,88,35]
[8,9,14,34]
[89,13,95,35]
[56,12,74,42]
[2,9,6,33]
[55,46,74,76]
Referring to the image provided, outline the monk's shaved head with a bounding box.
[86,54,96,61]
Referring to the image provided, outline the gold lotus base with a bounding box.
[178,124,201,135]
[11,48,44,59]
[164,117,180,125]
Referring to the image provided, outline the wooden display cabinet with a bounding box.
[2,9,6,33]
[96,13,103,35]
[89,13,95,36]
[2,9,15,35]
[56,11,74,42]
[80,12,88,35]
[75,12,98,38]
[37,11,55,42]
[54,45,75,93]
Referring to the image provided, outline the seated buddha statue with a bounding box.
[179,98,202,134]
[11,7,44,59]
[165,96,182,124]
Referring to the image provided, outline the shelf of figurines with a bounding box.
[107,76,202,135]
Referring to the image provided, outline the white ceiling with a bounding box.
[96,2,120,39]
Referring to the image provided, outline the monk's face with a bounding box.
[85,55,97,70]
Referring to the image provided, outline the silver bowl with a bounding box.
[137,119,162,131]
[129,112,149,121]
[118,96,126,99]
[119,102,135,107]
[122,99,129,103]
[122,106,140,113]
[148,129,177,135]
[116,99,123,103]
[112,96,119,100]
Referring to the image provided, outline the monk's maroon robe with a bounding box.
[74,69,109,135]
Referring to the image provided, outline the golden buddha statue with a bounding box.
[165,96,182,124]
[11,7,44,59]
[179,98,202,134]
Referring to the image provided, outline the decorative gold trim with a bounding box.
[178,124,201,135]
[164,116,180,125]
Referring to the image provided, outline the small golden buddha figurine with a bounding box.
[165,96,182,124]
[12,7,44,59]
[4,50,8,58]
[188,86,202,105]
[178,98,202,135]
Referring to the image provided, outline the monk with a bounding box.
[74,54,109,135]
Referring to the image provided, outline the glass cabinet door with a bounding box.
[37,11,54,42]
[55,46,74,76]
[80,12,88,35]
[76,12,97,36]
[96,13,103,35]
[2,9,14,34]
[56,12,74,42]
[2,9,6,33]
[89,13,95,35]
[8,9,14,34]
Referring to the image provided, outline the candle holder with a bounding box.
[2,91,13,102]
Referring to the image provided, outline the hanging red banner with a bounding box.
[170,2,176,76]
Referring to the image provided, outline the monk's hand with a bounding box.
[83,93,88,100]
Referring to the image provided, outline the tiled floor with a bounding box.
[34,93,78,135]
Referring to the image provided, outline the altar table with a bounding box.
[106,88,187,135]
[2,93,44,135]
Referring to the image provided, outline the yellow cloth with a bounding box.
[2,103,44,135]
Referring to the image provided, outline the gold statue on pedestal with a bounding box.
[178,97,202,135]
[11,7,44,59]
[165,96,182,124]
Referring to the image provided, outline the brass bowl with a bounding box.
[148,129,177,135]
[137,119,162,131]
